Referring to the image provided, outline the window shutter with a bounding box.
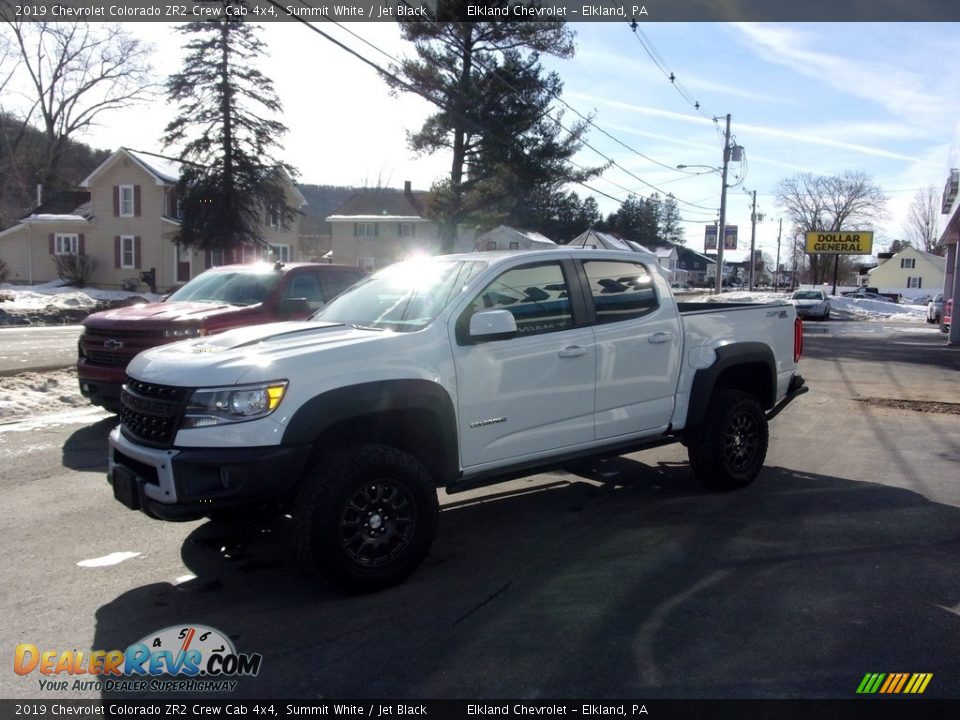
[411,223,416,237]
[78,234,85,256]
[114,237,121,268]
[374,223,379,238]
[205,250,212,269]
[49,233,55,254]
[134,237,142,269]
[113,186,119,217]
[353,223,358,237]
[134,185,141,217]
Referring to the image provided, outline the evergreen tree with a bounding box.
[659,194,685,245]
[388,2,604,251]
[162,10,296,252]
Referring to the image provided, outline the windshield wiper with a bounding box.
[347,323,384,331]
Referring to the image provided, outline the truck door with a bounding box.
[451,260,596,469]
[579,259,682,439]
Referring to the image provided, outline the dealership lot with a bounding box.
[1,321,958,700]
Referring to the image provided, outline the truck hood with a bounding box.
[83,301,246,326]
[127,321,388,387]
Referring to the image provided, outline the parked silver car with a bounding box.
[927,293,944,324]
[790,289,831,320]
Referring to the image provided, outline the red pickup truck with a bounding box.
[78,262,365,410]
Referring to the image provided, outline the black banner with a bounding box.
[3,0,960,23]
[3,699,960,720]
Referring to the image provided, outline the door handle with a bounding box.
[649,332,674,344]
[558,345,588,358]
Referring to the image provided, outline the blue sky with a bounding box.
[33,21,960,263]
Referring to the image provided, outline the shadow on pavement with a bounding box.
[92,460,960,700]
[62,416,116,472]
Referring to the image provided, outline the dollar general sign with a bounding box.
[804,231,874,255]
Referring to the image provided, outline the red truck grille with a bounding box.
[85,349,139,366]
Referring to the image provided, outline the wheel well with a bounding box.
[713,362,773,409]
[309,408,453,488]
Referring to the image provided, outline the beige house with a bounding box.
[867,246,946,295]
[0,147,305,292]
[326,182,442,271]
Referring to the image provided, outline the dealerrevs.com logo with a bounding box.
[14,625,262,693]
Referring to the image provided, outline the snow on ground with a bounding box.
[0,280,160,314]
[0,367,92,423]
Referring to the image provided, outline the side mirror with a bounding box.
[279,297,310,316]
[469,309,517,341]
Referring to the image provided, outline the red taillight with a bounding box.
[794,316,803,363]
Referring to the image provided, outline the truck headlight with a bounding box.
[182,381,288,428]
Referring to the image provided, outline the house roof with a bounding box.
[676,245,716,265]
[477,225,557,246]
[568,229,635,251]
[20,190,92,221]
[327,187,428,220]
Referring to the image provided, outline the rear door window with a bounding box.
[582,260,659,324]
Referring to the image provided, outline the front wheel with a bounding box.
[294,444,439,594]
[687,389,769,490]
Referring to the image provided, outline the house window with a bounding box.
[210,249,225,267]
[175,196,182,219]
[269,205,281,229]
[907,277,922,288]
[485,241,497,251]
[508,242,520,250]
[55,234,78,255]
[119,185,135,217]
[355,223,377,237]
[358,257,374,271]
[273,244,291,263]
[398,222,414,238]
[120,236,136,268]
[679,261,686,269]
[900,258,915,269]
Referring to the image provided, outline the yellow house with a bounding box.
[867,246,946,294]
[0,147,305,292]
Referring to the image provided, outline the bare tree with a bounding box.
[904,186,942,255]
[775,171,888,285]
[1,21,157,196]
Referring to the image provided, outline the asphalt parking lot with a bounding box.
[1,321,958,702]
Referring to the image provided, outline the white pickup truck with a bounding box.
[107,249,807,592]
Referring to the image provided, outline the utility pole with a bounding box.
[747,189,758,291]
[774,218,782,291]
[715,113,731,295]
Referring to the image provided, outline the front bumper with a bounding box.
[107,427,312,520]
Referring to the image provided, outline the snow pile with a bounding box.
[0,367,92,422]
[0,281,160,326]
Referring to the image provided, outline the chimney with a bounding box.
[36,184,42,207]
[404,180,412,197]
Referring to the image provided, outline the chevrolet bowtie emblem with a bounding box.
[104,339,124,350]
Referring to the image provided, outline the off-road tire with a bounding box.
[687,389,768,490]
[294,443,439,594]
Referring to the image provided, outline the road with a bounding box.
[0,325,82,375]
[1,323,958,702]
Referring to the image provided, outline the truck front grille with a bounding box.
[120,377,190,447]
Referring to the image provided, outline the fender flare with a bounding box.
[685,342,776,432]
[281,379,459,482]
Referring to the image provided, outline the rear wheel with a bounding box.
[688,389,768,490]
[294,444,438,594]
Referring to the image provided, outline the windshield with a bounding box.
[166,269,282,306]
[792,291,824,300]
[312,258,487,332]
